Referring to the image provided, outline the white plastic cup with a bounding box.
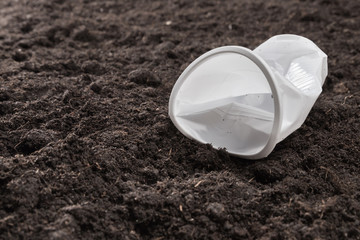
[169,34,327,159]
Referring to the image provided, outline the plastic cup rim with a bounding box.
[168,46,282,159]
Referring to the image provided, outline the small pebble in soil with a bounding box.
[128,69,161,87]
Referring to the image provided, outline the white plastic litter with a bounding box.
[168,34,328,159]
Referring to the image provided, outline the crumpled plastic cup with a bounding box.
[169,34,327,159]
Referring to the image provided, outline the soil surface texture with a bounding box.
[0,0,360,239]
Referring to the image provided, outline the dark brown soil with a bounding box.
[0,0,359,239]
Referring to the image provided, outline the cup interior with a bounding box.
[172,51,275,156]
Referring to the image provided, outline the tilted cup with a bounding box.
[169,34,327,159]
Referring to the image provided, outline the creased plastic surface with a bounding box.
[254,35,327,142]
